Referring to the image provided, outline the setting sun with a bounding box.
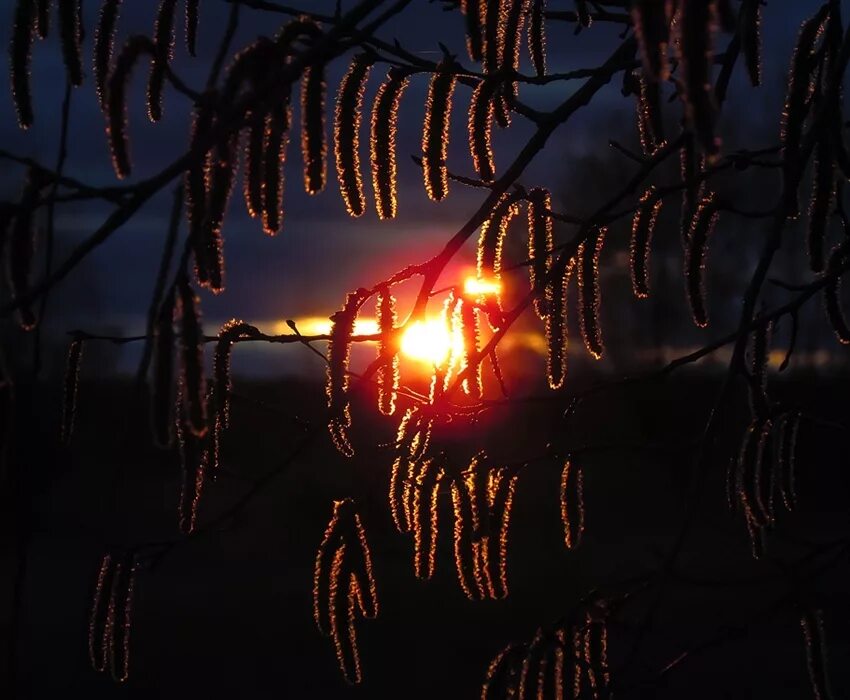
[400,318,455,365]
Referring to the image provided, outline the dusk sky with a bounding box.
[0,0,837,377]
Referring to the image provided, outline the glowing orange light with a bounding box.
[464,276,501,297]
[400,318,455,365]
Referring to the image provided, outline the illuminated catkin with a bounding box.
[483,0,504,80]
[177,278,207,438]
[11,0,36,128]
[559,458,585,549]
[58,0,83,86]
[376,290,399,416]
[389,409,416,532]
[94,0,122,108]
[781,7,829,217]
[107,36,156,178]
[486,466,518,599]
[468,79,497,183]
[185,91,215,276]
[528,0,546,77]
[102,554,137,683]
[242,112,265,219]
[807,140,835,273]
[477,192,521,300]
[148,0,178,123]
[461,0,484,62]
[301,61,327,195]
[212,320,258,434]
[150,289,176,448]
[370,67,409,220]
[185,0,199,56]
[801,610,834,700]
[736,419,769,530]
[326,292,361,457]
[175,389,207,534]
[748,319,772,419]
[36,0,50,38]
[684,194,720,328]
[577,227,606,360]
[527,188,553,319]
[88,554,113,672]
[518,631,544,700]
[677,0,720,159]
[752,419,774,526]
[456,299,483,399]
[334,53,374,217]
[631,0,670,81]
[501,0,527,101]
[199,135,236,291]
[574,0,591,28]
[412,458,442,580]
[545,258,573,390]
[422,60,457,202]
[636,72,664,156]
[824,245,850,345]
[482,644,524,700]
[7,168,42,331]
[451,476,486,600]
[679,133,698,245]
[60,339,83,445]
[313,499,378,685]
[262,104,292,236]
[777,411,801,512]
[630,187,662,299]
[741,0,762,86]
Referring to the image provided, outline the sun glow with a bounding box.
[463,276,501,298]
[400,318,456,365]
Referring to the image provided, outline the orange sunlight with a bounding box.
[463,276,501,298]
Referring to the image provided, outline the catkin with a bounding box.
[175,386,207,534]
[781,7,829,218]
[631,0,670,81]
[334,53,374,217]
[636,72,664,156]
[376,289,399,416]
[150,289,176,448]
[559,458,585,549]
[262,104,292,236]
[736,419,767,529]
[147,0,178,122]
[777,411,800,512]
[412,458,442,580]
[807,139,835,273]
[242,111,265,219]
[90,553,136,683]
[389,409,416,532]
[87,553,113,672]
[370,67,409,220]
[748,319,772,420]
[185,0,199,56]
[451,475,486,600]
[752,419,774,525]
[468,79,497,183]
[456,299,483,399]
[527,187,553,318]
[545,258,573,390]
[574,0,591,28]
[801,610,834,700]
[476,192,521,316]
[199,136,235,292]
[94,0,122,108]
[679,133,698,245]
[7,168,41,330]
[11,0,36,128]
[177,278,207,437]
[461,0,484,62]
[684,194,720,328]
[212,319,258,436]
[482,644,524,700]
[486,465,518,600]
[326,292,361,457]
[501,0,526,101]
[823,245,850,345]
[186,91,215,280]
[301,61,327,195]
[36,0,50,38]
[577,226,606,360]
[741,0,762,86]
[528,0,546,77]
[60,339,83,445]
[677,0,720,159]
[107,36,156,178]
[630,187,662,299]
[422,59,457,202]
[58,0,83,86]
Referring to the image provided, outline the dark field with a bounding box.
[4,373,849,699]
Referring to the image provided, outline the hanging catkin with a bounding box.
[468,78,497,183]
[461,0,484,62]
[801,609,834,700]
[807,139,835,273]
[11,0,36,127]
[577,226,606,360]
[776,411,801,512]
[326,292,361,457]
[185,0,200,56]
[741,0,762,86]
[36,0,50,38]
[412,458,442,580]
[559,457,585,549]
[528,0,546,77]
[262,104,292,236]
[636,72,664,155]
[630,187,663,299]
[677,0,720,159]
[527,187,553,319]
[301,59,327,195]
[545,258,573,390]
[107,36,156,178]
[175,384,207,534]
[631,0,670,81]
[242,111,265,219]
[422,59,457,202]
[148,0,178,123]
[370,67,410,220]
[58,0,83,86]
[684,194,720,328]
[60,339,84,445]
[482,644,525,699]
[177,278,207,437]
[376,289,399,416]
[823,244,850,345]
[94,0,122,108]
[150,288,176,448]
[334,53,374,217]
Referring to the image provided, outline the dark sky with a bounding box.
[0,0,839,377]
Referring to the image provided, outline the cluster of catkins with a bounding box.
[482,602,611,700]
